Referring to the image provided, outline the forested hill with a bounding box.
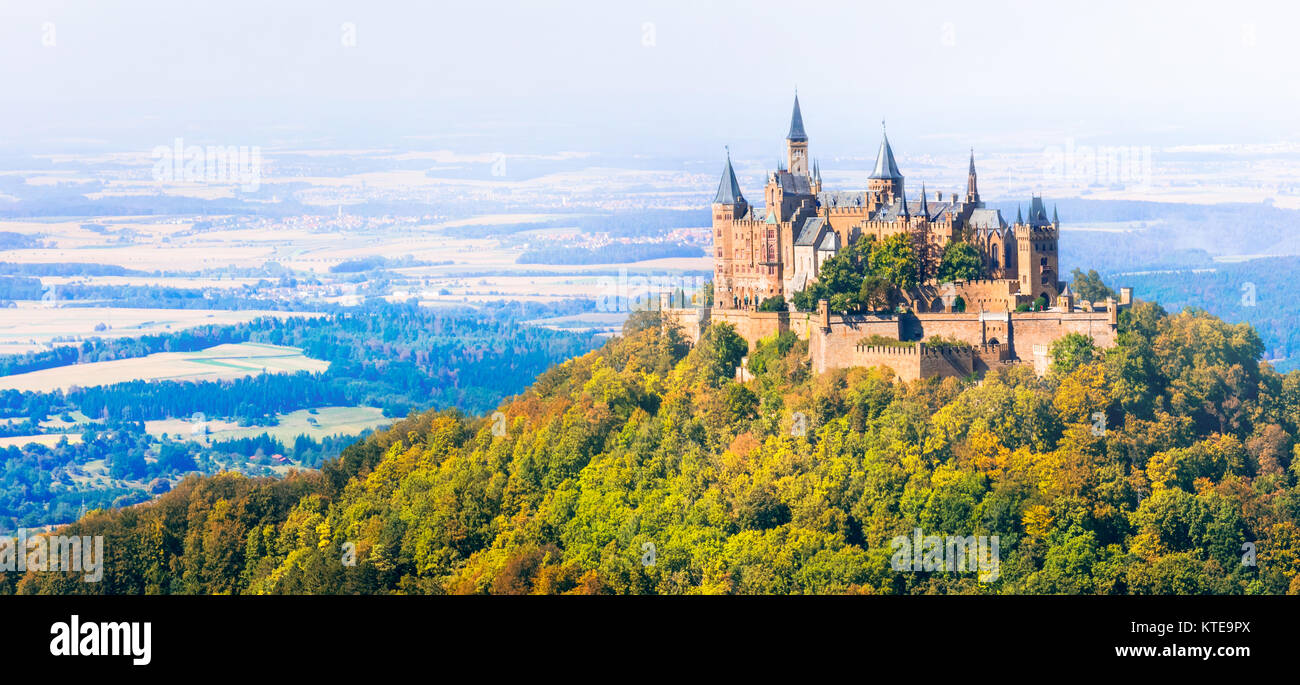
[9,302,1300,595]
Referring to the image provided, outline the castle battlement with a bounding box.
[853,343,921,356]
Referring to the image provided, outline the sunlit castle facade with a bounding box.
[710,93,1062,313]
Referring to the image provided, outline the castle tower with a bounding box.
[712,148,748,307]
[867,122,903,203]
[966,148,981,206]
[1014,195,1060,302]
[786,93,809,176]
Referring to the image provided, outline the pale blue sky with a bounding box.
[0,0,1296,157]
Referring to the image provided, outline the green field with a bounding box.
[146,405,390,446]
[0,341,329,393]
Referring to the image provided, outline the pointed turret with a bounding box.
[1053,204,1059,226]
[900,186,910,220]
[919,183,930,220]
[713,148,745,206]
[1016,205,1023,224]
[869,122,903,181]
[1027,195,1049,225]
[966,148,980,205]
[784,92,810,175]
[867,120,904,203]
[787,93,807,142]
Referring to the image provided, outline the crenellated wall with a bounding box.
[810,312,901,373]
[810,305,1117,376]
[665,299,1119,380]
[662,306,813,349]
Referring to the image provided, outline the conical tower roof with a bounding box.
[787,93,807,142]
[869,122,903,180]
[713,149,745,205]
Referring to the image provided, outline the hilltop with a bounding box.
[7,300,1300,595]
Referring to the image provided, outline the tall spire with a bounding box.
[869,121,903,181]
[900,185,909,220]
[1053,204,1059,225]
[919,183,930,220]
[787,92,807,142]
[713,147,745,206]
[966,148,980,204]
[1016,205,1023,224]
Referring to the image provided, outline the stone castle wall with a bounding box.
[663,300,1118,381]
[810,307,1117,376]
[662,306,813,349]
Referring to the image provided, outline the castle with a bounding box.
[665,94,1131,381]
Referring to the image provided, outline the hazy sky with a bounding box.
[1,0,1297,159]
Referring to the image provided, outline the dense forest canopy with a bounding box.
[9,298,1300,595]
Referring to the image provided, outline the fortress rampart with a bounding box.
[661,296,1123,381]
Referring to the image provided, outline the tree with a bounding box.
[697,322,748,383]
[858,274,891,312]
[1049,332,1098,376]
[1070,268,1117,302]
[757,295,786,312]
[869,233,918,291]
[791,285,823,312]
[828,292,856,314]
[937,241,982,283]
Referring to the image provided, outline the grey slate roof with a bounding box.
[869,133,903,180]
[872,197,909,221]
[775,170,813,195]
[713,153,745,205]
[1027,196,1051,225]
[794,216,826,246]
[817,191,866,208]
[912,199,957,222]
[967,208,1007,230]
[787,94,807,141]
[817,232,838,251]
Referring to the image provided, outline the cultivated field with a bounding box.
[0,341,328,392]
[0,304,321,355]
[0,433,83,449]
[146,405,389,445]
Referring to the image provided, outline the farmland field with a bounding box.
[0,433,83,449]
[0,304,323,355]
[146,405,389,445]
[0,341,328,392]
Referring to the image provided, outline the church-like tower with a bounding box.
[786,93,809,176]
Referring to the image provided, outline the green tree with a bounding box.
[1070,268,1117,302]
[1049,332,1098,375]
[697,322,748,383]
[869,233,918,291]
[937,241,982,283]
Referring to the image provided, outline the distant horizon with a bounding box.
[2,0,1298,155]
